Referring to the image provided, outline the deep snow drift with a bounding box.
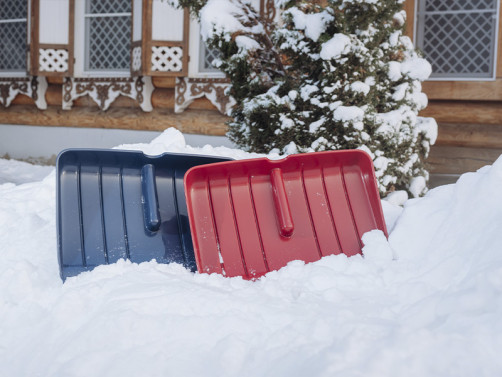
[0,129,501,377]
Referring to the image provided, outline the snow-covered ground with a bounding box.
[0,129,501,376]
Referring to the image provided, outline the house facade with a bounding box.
[1,0,501,179]
[0,0,276,136]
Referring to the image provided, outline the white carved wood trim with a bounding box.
[39,48,69,73]
[174,77,235,115]
[62,76,153,112]
[0,77,48,110]
[132,46,142,72]
[151,46,183,72]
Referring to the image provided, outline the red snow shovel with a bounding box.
[184,150,387,279]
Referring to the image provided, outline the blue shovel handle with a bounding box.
[141,164,161,232]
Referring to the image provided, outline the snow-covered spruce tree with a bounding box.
[179,0,437,197]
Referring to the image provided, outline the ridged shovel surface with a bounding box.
[56,149,231,280]
[184,150,387,279]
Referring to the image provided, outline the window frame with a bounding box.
[188,17,225,79]
[415,0,501,82]
[0,0,29,77]
[73,0,132,78]
[197,35,223,74]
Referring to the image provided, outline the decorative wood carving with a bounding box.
[0,76,48,109]
[62,76,154,112]
[175,77,235,115]
[132,46,142,72]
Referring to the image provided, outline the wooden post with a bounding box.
[30,0,40,76]
[403,0,415,40]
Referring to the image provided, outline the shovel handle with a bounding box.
[141,164,161,232]
[270,168,294,237]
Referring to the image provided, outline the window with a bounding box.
[0,0,27,74]
[199,37,221,73]
[416,0,499,80]
[75,0,131,76]
[188,19,224,78]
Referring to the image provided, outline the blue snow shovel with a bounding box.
[56,149,231,280]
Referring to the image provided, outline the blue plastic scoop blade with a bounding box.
[56,149,231,280]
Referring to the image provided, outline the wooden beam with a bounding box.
[422,80,502,101]
[403,0,415,40]
[29,0,40,76]
[420,100,502,125]
[428,173,460,188]
[182,8,190,76]
[152,77,176,88]
[0,105,230,136]
[144,0,153,75]
[142,0,150,76]
[68,0,75,76]
[435,123,502,149]
[427,144,502,175]
[130,1,135,76]
[47,77,64,85]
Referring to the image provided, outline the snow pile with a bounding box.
[0,158,53,185]
[113,127,275,160]
[0,129,501,376]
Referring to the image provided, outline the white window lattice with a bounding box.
[0,0,27,72]
[416,0,498,79]
[39,49,69,72]
[151,46,183,72]
[84,0,131,72]
[87,0,130,14]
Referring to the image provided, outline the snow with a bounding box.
[286,7,334,42]
[320,33,351,60]
[393,10,407,26]
[401,57,432,81]
[350,81,370,95]
[384,190,408,207]
[416,116,439,145]
[300,84,319,101]
[280,114,295,130]
[392,82,409,101]
[408,175,426,198]
[0,158,53,185]
[199,0,264,44]
[332,105,365,130]
[1,128,502,376]
[388,61,402,81]
[309,118,325,133]
[235,35,261,51]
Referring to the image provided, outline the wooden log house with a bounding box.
[405,0,502,185]
[0,0,501,185]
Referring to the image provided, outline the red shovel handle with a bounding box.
[270,168,294,237]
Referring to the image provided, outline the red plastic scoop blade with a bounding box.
[184,150,387,279]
